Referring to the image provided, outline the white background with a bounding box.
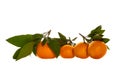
[0,0,120,80]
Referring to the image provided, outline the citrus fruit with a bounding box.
[73,42,89,59]
[36,42,56,59]
[88,41,107,59]
[60,45,74,58]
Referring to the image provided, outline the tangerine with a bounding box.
[36,42,56,59]
[60,45,74,58]
[73,42,89,59]
[88,41,107,59]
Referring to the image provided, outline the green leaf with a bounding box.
[13,48,21,60]
[88,25,102,37]
[33,45,37,56]
[32,39,41,56]
[102,38,110,43]
[47,38,60,57]
[58,32,66,41]
[32,34,43,55]
[99,30,105,35]
[32,41,39,56]
[94,25,102,30]
[6,34,33,47]
[52,38,66,47]
[32,34,43,41]
[92,34,103,40]
[58,32,68,46]
[15,41,35,60]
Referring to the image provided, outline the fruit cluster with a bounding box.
[7,25,110,60]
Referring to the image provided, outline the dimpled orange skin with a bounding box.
[60,45,74,58]
[36,42,56,59]
[73,42,89,59]
[88,41,107,59]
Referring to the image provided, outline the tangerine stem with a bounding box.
[79,33,90,43]
[43,30,51,38]
[47,30,51,36]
